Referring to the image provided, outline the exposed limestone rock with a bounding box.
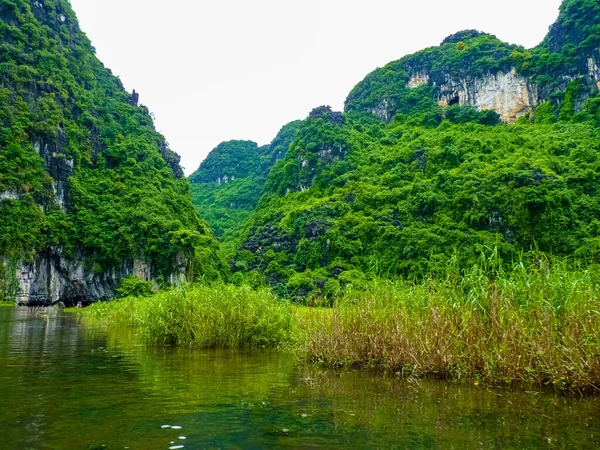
[469,69,537,121]
[34,133,74,211]
[168,252,188,286]
[216,175,234,185]
[11,250,185,306]
[130,89,139,106]
[133,259,152,281]
[15,251,116,306]
[0,191,19,201]
[437,69,538,122]
[588,55,600,91]
[408,71,429,89]
[369,98,393,122]
[405,68,539,123]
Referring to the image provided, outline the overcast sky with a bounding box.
[69,0,563,175]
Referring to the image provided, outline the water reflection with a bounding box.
[0,308,599,449]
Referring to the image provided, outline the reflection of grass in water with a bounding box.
[283,368,600,449]
[89,325,298,413]
[301,258,600,393]
[84,284,299,349]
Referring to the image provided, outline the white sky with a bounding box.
[69,0,563,175]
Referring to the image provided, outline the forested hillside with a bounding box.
[189,122,300,253]
[0,0,226,304]
[212,0,600,299]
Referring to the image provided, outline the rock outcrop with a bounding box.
[11,250,185,306]
[589,53,600,91]
[429,68,539,122]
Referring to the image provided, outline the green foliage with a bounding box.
[189,122,300,253]
[84,283,298,349]
[0,0,226,283]
[534,101,557,124]
[239,110,600,297]
[115,275,153,299]
[189,140,260,184]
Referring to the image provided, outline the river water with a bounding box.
[0,307,599,449]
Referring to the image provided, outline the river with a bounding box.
[0,307,599,449]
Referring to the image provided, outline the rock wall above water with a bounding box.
[11,250,186,306]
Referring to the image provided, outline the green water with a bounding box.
[0,308,599,449]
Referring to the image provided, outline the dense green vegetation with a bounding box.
[0,0,226,299]
[189,122,300,253]
[84,283,298,349]
[235,106,600,299]
[188,0,600,299]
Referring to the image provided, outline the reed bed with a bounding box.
[301,260,600,393]
[84,284,298,349]
[83,257,600,392]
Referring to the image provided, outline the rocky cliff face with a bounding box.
[0,0,225,305]
[346,1,600,124]
[589,52,600,91]
[11,251,185,306]
[404,68,539,123]
[435,69,538,122]
[34,133,73,211]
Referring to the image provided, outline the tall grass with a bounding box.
[83,255,600,392]
[84,284,298,349]
[301,257,600,393]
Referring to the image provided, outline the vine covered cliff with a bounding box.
[0,0,226,304]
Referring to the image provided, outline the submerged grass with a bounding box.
[301,259,600,393]
[84,284,298,349]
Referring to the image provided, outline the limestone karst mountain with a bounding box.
[198,0,600,299]
[346,0,600,123]
[0,0,226,304]
[189,122,300,253]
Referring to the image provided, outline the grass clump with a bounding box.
[84,283,299,349]
[300,257,600,393]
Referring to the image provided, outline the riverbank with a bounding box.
[83,260,600,393]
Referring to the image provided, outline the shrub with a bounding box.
[115,275,153,298]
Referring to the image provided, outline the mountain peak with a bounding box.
[440,30,488,45]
